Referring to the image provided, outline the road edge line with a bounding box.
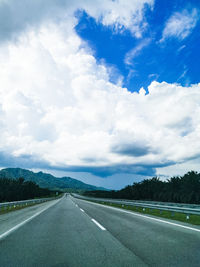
[0,198,61,240]
[75,198,200,233]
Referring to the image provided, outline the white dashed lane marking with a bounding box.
[91,219,106,230]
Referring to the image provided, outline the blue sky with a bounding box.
[0,0,200,189]
[76,0,200,92]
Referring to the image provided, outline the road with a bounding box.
[0,195,199,267]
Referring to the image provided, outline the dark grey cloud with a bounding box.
[166,116,194,137]
[178,152,200,162]
[46,156,176,177]
[0,151,50,169]
[0,0,72,43]
[0,150,176,178]
[46,164,157,177]
[112,142,151,157]
[0,150,157,177]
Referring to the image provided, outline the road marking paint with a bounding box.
[0,198,61,240]
[80,208,85,212]
[91,218,106,230]
[76,198,200,233]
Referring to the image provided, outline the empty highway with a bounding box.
[0,195,199,267]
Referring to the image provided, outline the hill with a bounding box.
[0,168,106,191]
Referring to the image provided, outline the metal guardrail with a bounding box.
[72,194,200,218]
[0,196,59,211]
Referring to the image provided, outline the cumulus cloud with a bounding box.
[161,8,199,41]
[82,0,154,37]
[0,0,153,43]
[0,0,200,181]
[1,22,200,177]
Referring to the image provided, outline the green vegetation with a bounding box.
[86,200,200,226]
[0,201,42,215]
[84,171,200,204]
[0,177,59,202]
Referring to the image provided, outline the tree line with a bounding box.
[84,171,200,204]
[0,177,58,202]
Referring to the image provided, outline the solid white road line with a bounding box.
[91,218,106,230]
[0,198,61,240]
[80,208,85,212]
[77,198,200,233]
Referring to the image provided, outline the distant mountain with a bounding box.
[0,168,107,191]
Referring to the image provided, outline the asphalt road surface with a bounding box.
[0,195,199,267]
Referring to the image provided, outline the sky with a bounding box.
[0,0,200,189]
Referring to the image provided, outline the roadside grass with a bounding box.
[0,202,38,215]
[0,194,62,216]
[85,199,200,226]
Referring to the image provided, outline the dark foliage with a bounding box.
[0,177,57,202]
[84,171,200,204]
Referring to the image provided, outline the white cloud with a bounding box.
[124,38,151,65]
[161,8,199,41]
[156,158,200,179]
[0,0,154,42]
[82,0,154,37]
[0,0,200,184]
[177,45,186,53]
[0,23,200,177]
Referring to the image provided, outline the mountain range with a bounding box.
[0,168,106,191]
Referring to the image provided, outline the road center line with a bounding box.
[91,218,106,230]
[80,208,85,212]
[0,198,61,241]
